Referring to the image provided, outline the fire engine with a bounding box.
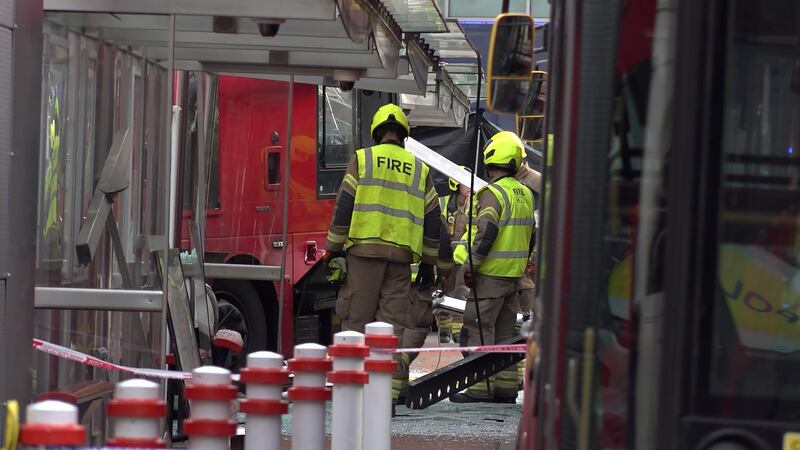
[176,75,381,360]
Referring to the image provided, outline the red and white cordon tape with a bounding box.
[32,338,191,380]
[377,343,527,354]
[32,337,526,381]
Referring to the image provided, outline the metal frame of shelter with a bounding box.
[0,0,479,438]
[0,0,45,429]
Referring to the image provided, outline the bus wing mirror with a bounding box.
[487,14,536,115]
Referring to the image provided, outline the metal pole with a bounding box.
[160,14,176,375]
[635,0,676,447]
[169,104,182,248]
[170,71,187,248]
[1,0,43,418]
[467,57,485,347]
[502,0,510,13]
[194,73,217,241]
[466,55,491,395]
[277,76,294,353]
[195,76,208,239]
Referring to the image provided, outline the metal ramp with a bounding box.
[405,335,526,410]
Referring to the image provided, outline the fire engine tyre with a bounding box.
[213,280,269,357]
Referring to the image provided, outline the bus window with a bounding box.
[317,86,355,198]
[709,0,800,421]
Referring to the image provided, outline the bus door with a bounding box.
[643,0,800,449]
[542,0,800,448]
[536,0,655,449]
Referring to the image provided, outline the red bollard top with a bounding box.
[288,343,332,402]
[19,401,86,447]
[239,351,289,416]
[107,379,166,448]
[107,379,167,418]
[184,366,238,401]
[184,366,237,438]
[327,331,369,385]
[364,322,399,374]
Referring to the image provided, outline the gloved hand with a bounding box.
[415,263,435,291]
[323,250,346,283]
[463,269,474,288]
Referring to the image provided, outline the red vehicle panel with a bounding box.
[210,76,332,279]
[182,76,336,357]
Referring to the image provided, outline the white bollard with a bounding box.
[184,366,237,450]
[287,343,332,450]
[363,322,398,450]
[240,351,288,450]
[328,331,369,450]
[106,379,166,448]
[19,400,86,448]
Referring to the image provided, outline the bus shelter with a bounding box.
[0,0,479,442]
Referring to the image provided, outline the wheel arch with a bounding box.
[217,253,280,351]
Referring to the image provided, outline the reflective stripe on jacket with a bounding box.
[349,144,429,262]
[478,177,535,277]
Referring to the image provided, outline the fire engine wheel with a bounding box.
[213,280,268,369]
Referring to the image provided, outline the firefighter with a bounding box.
[450,131,535,404]
[435,169,471,343]
[323,103,441,400]
[395,216,455,409]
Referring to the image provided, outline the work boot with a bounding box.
[439,329,451,344]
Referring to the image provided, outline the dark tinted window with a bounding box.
[317,87,355,198]
[267,152,280,185]
[709,0,800,420]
